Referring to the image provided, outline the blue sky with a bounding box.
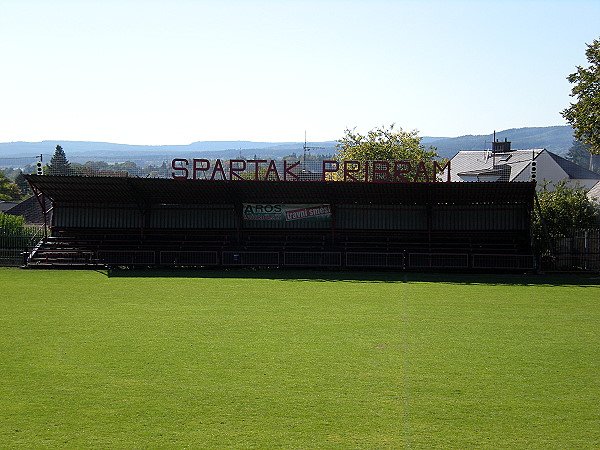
[1,0,599,145]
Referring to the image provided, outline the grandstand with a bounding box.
[24,170,536,270]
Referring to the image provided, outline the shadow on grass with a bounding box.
[105,267,600,287]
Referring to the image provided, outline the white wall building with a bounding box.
[450,146,600,193]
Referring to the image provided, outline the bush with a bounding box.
[0,212,43,248]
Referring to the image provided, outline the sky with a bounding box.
[1,0,599,145]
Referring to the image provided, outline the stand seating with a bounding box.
[27,228,533,269]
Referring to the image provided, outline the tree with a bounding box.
[561,38,600,154]
[0,212,43,259]
[335,124,442,181]
[0,212,36,237]
[113,161,138,172]
[14,171,32,197]
[565,140,594,169]
[49,145,71,175]
[0,170,21,201]
[533,181,599,250]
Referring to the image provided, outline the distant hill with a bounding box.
[0,126,575,166]
[0,140,338,165]
[426,126,574,159]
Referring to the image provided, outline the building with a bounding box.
[2,196,49,224]
[0,201,19,213]
[24,171,536,271]
[450,140,600,190]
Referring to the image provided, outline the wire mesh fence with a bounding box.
[222,251,280,266]
[97,250,156,266]
[159,251,219,266]
[283,252,342,267]
[0,229,44,266]
[471,254,536,270]
[2,156,456,181]
[1,156,331,179]
[541,230,600,271]
[0,156,173,178]
[345,252,404,268]
[407,253,470,269]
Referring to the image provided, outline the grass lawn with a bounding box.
[0,268,599,448]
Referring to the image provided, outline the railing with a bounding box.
[283,252,342,267]
[159,251,219,266]
[346,252,404,268]
[97,250,155,266]
[222,251,280,266]
[408,253,470,269]
[472,254,535,270]
[22,227,551,271]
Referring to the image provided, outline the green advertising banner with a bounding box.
[243,204,332,222]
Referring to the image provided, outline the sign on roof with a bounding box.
[171,159,451,183]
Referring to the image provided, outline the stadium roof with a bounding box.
[26,175,536,207]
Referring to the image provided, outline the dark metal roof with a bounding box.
[0,201,19,212]
[25,175,536,207]
[4,196,50,224]
[547,151,600,180]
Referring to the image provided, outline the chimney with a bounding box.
[492,137,512,153]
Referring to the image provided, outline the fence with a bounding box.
[541,230,600,271]
[0,229,44,266]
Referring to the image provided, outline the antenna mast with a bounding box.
[302,131,328,178]
[303,130,308,166]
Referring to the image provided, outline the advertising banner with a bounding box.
[243,204,331,222]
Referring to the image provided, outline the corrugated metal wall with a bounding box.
[53,202,529,232]
[150,204,235,229]
[54,203,237,229]
[336,205,427,230]
[432,205,527,230]
[53,203,141,228]
[336,204,527,231]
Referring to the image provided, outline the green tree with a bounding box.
[113,161,138,172]
[565,140,593,169]
[335,124,442,181]
[0,170,21,201]
[84,161,110,171]
[561,38,600,154]
[0,212,36,236]
[0,212,43,256]
[14,171,32,197]
[49,145,71,175]
[533,181,599,251]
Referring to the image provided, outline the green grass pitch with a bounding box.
[1,268,599,448]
